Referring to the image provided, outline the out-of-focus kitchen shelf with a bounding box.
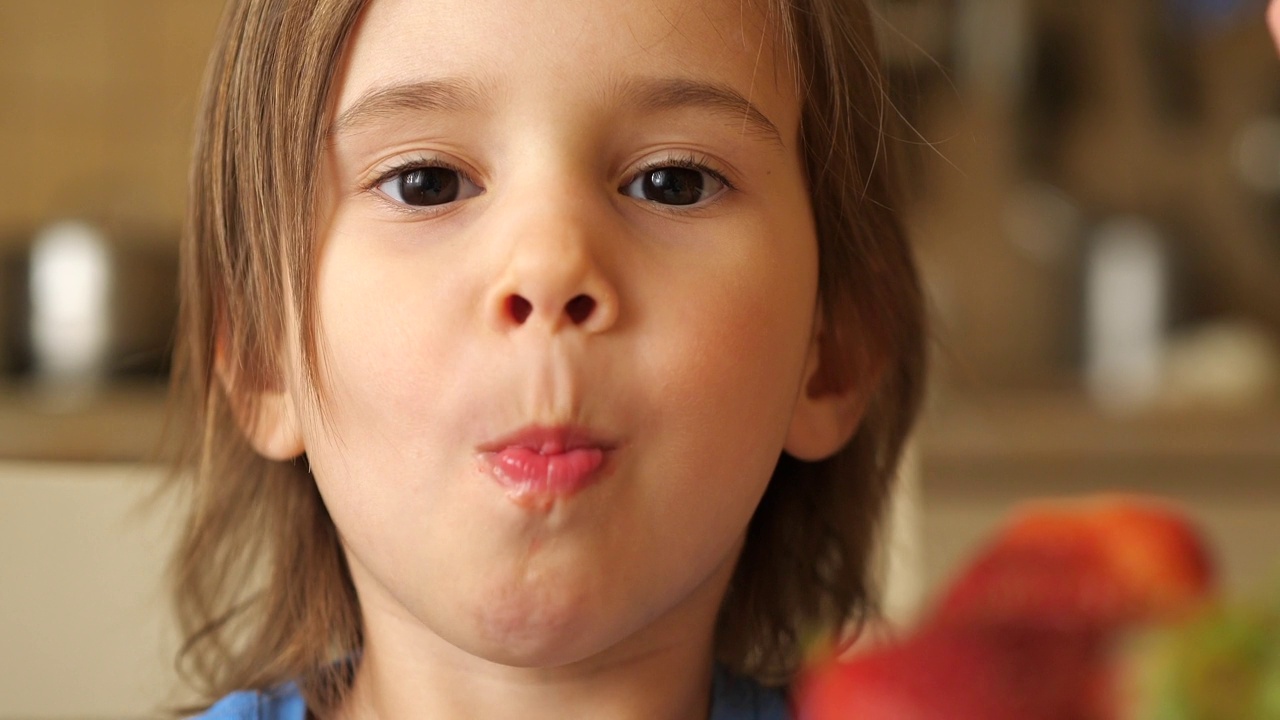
[2,382,1277,477]
[920,391,1280,489]
[0,382,170,463]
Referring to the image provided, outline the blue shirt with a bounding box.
[195,665,790,719]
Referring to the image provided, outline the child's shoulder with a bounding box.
[710,666,791,720]
[189,682,305,720]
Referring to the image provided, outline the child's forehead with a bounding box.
[334,0,797,127]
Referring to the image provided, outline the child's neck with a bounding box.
[333,555,737,720]
[335,644,717,720]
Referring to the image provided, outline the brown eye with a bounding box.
[377,165,481,208]
[622,165,724,206]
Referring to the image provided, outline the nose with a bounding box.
[484,207,619,336]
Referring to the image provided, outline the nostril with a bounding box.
[565,294,596,324]
[507,295,533,324]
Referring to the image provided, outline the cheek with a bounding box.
[293,223,482,542]
[308,234,468,427]
[297,226,485,597]
[1271,1,1280,47]
[678,206,817,403]
[638,215,819,494]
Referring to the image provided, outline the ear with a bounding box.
[783,314,881,461]
[214,329,306,461]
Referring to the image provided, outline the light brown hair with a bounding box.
[166,0,925,714]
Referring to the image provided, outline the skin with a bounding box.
[244,0,865,717]
[1270,0,1280,52]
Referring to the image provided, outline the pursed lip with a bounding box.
[476,424,620,508]
[476,424,619,455]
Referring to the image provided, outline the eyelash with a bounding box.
[626,152,735,212]
[631,153,735,190]
[362,151,736,215]
[363,154,477,217]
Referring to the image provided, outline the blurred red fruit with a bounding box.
[795,496,1216,720]
[798,626,1116,720]
[931,496,1213,633]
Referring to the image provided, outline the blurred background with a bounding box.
[0,0,1277,716]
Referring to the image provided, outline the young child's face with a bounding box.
[279,0,824,669]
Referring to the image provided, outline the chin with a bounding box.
[463,615,615,669]
[471,635,600,669]
[455,577,624,668]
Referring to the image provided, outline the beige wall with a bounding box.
[0,1,223,247]
[0,463,188,719]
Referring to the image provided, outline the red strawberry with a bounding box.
[795,495,1216,720]
[798,625,1121,720]
[930,496,1213,633]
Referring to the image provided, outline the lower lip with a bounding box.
[480,447,607,507]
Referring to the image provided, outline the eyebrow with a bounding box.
[329,76,784,147]
[613,76,784,148]
[329,78,488,138]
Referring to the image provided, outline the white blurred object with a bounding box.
[955,0,1029,99]
[1084,217,1168,413]
[1161,321,1280,411]
[29,220,112,394]
[882,442,924,626]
